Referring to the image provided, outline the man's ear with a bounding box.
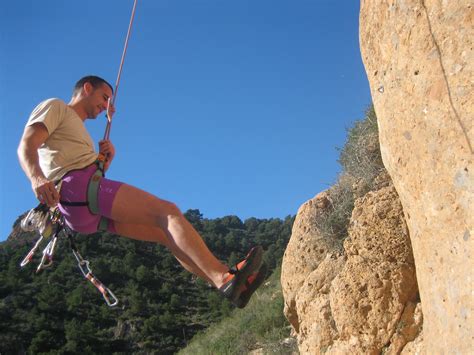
[83,82,94,96]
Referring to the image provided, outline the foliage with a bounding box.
[338,105,384,191]
[315,105,386,249]
[179,266,297,355]
[316,176,355,250]
[0,212,294,354]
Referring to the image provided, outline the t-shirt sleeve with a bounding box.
[27,99,65,134]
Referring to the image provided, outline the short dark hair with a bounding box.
[72,75,113,97]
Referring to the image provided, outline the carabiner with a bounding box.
[102,287,119,307]
[85,272,119,307]
[20,235,44,267]
[78,260,92,278]
[21,207,47,232]
[36,235,58,272]
[71,249,118,307]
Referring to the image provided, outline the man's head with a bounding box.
[71,75,114,119]
[72,76,113,97]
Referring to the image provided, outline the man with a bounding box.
[18,75,266,308]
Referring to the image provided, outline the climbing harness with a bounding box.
[19,204,119,307]
[59,160,109,232]
[19,0,139,307]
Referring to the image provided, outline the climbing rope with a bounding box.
[104,0,139,140]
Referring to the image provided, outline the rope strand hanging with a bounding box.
[104,0,138,141]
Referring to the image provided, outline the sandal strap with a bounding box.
[229,260,246,274]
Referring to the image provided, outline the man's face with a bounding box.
[84,83,113,119]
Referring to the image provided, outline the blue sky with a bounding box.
[0,1,371,241]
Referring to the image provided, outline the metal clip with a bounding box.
[20,235,44,267]
[36,235,58,272]
[21,206,48,232]
[72,249,118,307]
[86,272,119,307]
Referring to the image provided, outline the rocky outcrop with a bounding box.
[281,191,339,331]
[281,180,420,354]
[281,190,346,352]
[328,185,419,354]
[360,1,473,353]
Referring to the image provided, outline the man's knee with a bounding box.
[153,201,185,232]
[153,199,181,218]
[167,201,182,217]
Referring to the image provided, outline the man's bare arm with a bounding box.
[18,123,59,207]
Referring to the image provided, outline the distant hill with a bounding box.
[0,209,293,354]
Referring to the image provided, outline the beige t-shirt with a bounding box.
[27,98,98,181]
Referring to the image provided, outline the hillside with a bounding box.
[0,211,293,354]
[179,266,298,354]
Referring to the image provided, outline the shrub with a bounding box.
[315,105,385,247]
[338,105,384,191]
[317,176,355,251]
[178,267,297,355]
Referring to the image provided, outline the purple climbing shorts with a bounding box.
[58,164,123,234]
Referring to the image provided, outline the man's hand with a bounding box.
[99,140,115,160]
[32,176,60,207]
[99,139,116,171]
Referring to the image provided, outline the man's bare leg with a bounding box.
[113,221,214,285]
[110,184,229,288]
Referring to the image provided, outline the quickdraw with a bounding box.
[19,204,119,307]
[20,204,60,272]
[68,234,118,307]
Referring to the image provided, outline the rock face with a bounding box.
[281,190,346,350]
[281,181,420,354]
[360,1,473,353]
[281,191,338,329]
[328,185,419,354]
